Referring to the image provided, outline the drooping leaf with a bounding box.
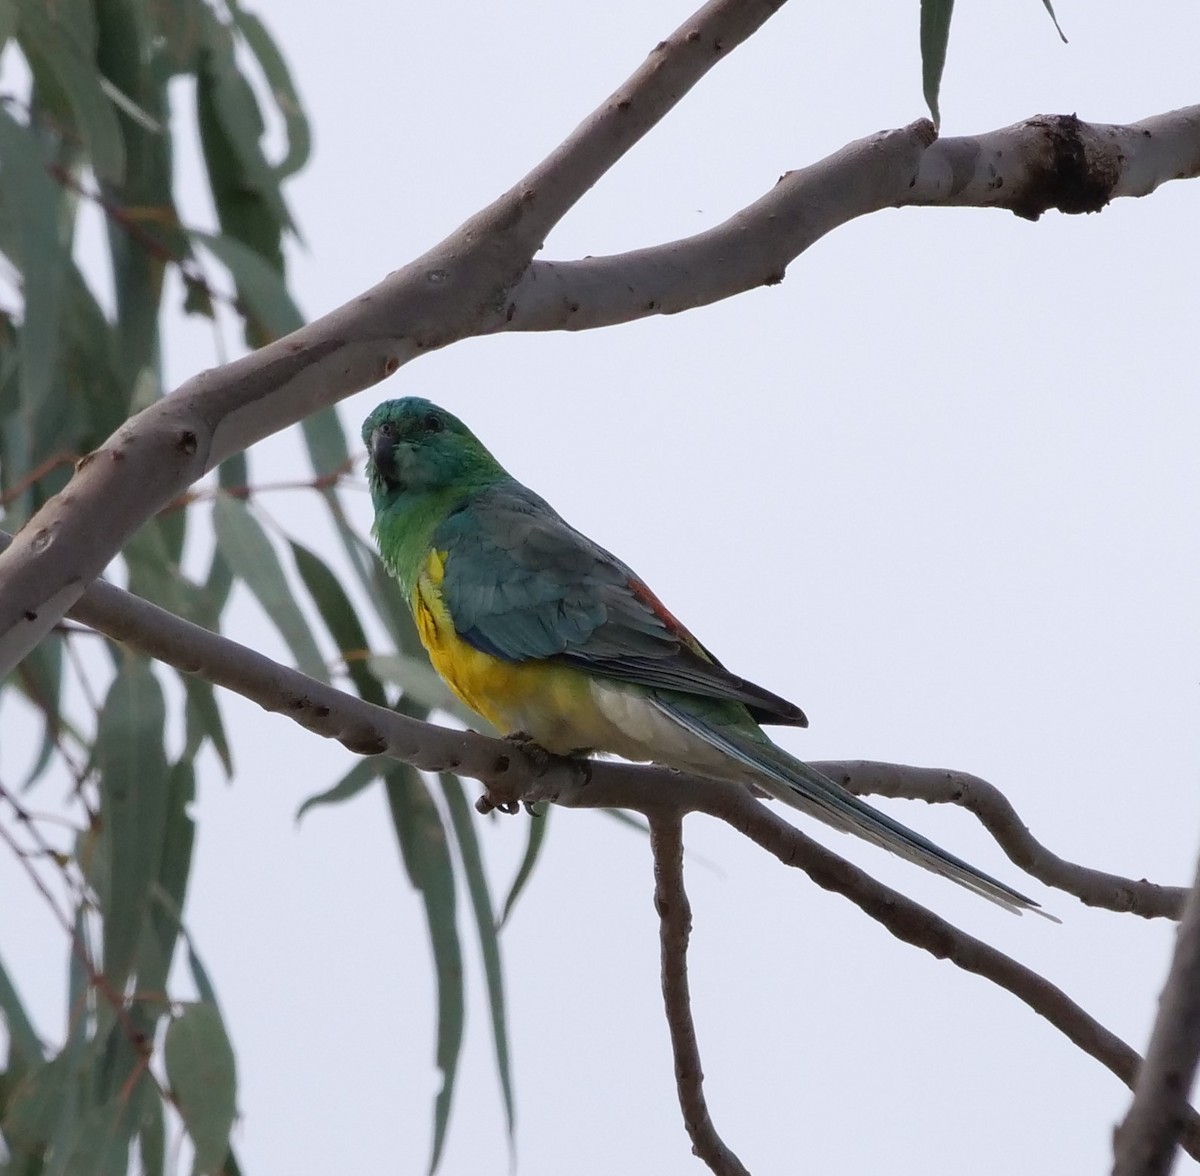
[497,805,550,930]
[195,8,294,237]
[94,0,180,393]
[2,1051,68,1155]
[164,1001,237,1176]
[95,656,170,991]
[919,0,954,128]
[0,105,69,475]
[0,0,18,48]
[301,406,350,478]
[135,1073,166,1176]
[137,760,197,997]
[438,774,514,1143]
[211,493,330,683]
[183,675,233,777]
[14,0,125,183]
[14,631,63,788]
[384,765,462,1174]
[226,0,311,178]
[0,948,43,1071]
[289,539,387,706]
[1039,0,1068,43]
[189,228,303,341]
[296,755,385,823]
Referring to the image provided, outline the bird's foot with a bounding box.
[480,732,593,815]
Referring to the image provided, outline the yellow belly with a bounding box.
[412,550,601,753]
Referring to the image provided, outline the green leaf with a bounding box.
[135,1075,166,1176]
[0,105,69,469]
[196,10,294,236]
[14,0,125,183]
[2,1052,68,1154]
[332,507,427,660]
[0,0,18,48]
[183,674,234,777]
[296,755,385,823]
[438,774,514,1144]
[919,0,954,128]
[94,0,179,393]
[0,948,43,1071]
[96,656,170,991]
[226,0,311,178]
[189,228,303,340]
[211,493,330,683]
[164,1002,236,1176]
[290,539,387,706]
[301,406,351,477]
[14,631,63,788]
[138,761,197,997]
[384,766,462,1174]
[1039,0,1068,43]
[498,805,550,930]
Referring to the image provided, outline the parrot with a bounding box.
[363,396,1042,916]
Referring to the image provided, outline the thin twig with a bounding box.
[812,761,1186,920]
[1112,852,1200,1176]
[651,815,750,1176]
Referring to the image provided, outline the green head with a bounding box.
[362,397,506,513]
[362,398,507,590]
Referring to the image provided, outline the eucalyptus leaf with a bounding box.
[439,774,514,1143]
[296,755,386,823]
[919,0,954,128]
[95,657,170,991]
[15,0,125,182]
[290,539,387,706]
[211,493,330,683]
[227,0,312,178]
[164,1002,237,1176]
[385,765,463,1174]
[0,105,68,471]
[497,805,550,930]
[190,228,303,340]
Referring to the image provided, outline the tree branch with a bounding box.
[810,761,1186,921]
[651,816,750,1176]
[502,107,1200,332]
[0,0,792,676]
[8,527,1176,922]
[1112,851,1200,1176]
[1,35,1197,677]
[6,528,1196,1155]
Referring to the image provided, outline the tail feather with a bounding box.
[650,696,1051,918]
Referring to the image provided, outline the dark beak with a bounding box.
[369,426,400,485]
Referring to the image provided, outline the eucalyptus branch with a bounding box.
[1112,852,1200,1176]
[503,107,1200,332]
[651,815,750,1176]
[810,761,1186,920]
[4,528,1195,1154]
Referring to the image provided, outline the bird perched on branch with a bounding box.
[363,397,1042,915]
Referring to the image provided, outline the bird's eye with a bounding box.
[423,413,444,433]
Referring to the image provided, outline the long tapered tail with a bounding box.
[650,696,1049,917]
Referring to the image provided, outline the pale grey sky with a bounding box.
[3,1,1200,1173]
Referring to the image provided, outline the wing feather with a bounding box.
[435,482,807,727]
